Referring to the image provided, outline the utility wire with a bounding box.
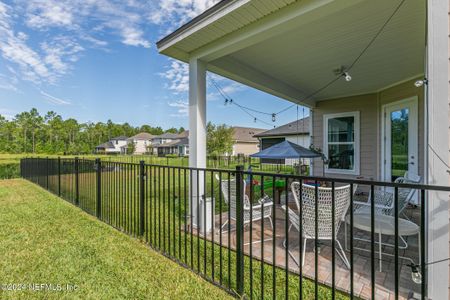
[207,75,275,127]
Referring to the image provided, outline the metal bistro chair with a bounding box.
[284,182,352,268]
[216,175,274,244]
[350,172,421,249]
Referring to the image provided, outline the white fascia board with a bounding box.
[158,0,249,53]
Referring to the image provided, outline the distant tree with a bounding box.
[165,127,178,134]
[0,108,183,155]
[126,141,136,155]
[178,126,185,133]
[206,122,234,158]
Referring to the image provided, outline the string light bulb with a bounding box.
[254,117,257,123]
[409,264,422,284]
[271,113,276,122]
[414,79,427,88]
[343,71,352,82]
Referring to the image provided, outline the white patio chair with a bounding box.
[216,175,274,240]
[353,172,421,218]
[286,182,351,268]
[350,172,421,250]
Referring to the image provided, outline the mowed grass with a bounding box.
[0,179,233,300]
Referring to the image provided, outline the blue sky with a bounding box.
[0,0,308,130]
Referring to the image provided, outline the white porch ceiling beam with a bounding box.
[191,0,364,63]
[209,57,315,107]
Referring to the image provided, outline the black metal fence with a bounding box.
[20,157,450,299]
[97,154,304,174]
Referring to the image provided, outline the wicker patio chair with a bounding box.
[285,182,351,268]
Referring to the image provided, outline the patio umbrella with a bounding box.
[250,140,325,176]
[250,140,322,159]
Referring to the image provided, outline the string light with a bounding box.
[414,79,427,87]
[343,71,352,82]
[206,0,407,126]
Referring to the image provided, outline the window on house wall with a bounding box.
[324,112,360,175]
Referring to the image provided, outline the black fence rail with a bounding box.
[96,154,305,174]
[20,157,450,299]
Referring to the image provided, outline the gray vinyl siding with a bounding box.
[311,79,424,181]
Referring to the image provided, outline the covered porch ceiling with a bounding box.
[157,0,425,107]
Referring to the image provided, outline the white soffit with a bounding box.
[159,0,425,106]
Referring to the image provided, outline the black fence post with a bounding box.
[235,165,245,296]
[58,157,61,197]
[75,157,79,206]
[96,158,101,219]
[139,160,145,236]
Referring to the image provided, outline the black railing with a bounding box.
[20,157,450,299]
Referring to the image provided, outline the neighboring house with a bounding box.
[127,132,154,155]
[152,131,189,156]
[157,0,449,297]
[254,117,310,164]
[151,133,180,147]
[155,137,189,156]
[230,127,265,156]
[95,136,128,154]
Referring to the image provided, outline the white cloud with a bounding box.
[22,0,151,49]
[41,36,84,75]
[40,90,71,105]
[0,108,16,120]
[168,99,188,117]
[148,0,220,30]
[1,0,221,91]
[160,60,190,93]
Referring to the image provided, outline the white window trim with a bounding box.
[323,111,360,175]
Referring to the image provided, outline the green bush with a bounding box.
[0,163,20,179]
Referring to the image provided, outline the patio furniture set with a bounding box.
[215,172,422,272]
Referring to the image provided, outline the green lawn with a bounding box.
[0,179,232,300]
[23,163,349,300]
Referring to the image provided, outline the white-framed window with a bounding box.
[323,111,360,175]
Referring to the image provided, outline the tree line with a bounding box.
[0,108,185,155]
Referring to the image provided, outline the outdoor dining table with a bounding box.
[345,213,420,272]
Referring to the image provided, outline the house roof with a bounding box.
[111,136,128,140]
[129,132,154,140]
[153,133,179,139]
[232,127,265,143]
[254,117,309,138]
[177,130,189,138]
[154,138,189,148]
[96,141,115,149]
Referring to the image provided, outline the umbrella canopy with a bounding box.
[250,140,322,159]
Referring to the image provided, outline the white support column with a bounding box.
[426,0,449,299]
[189,58,207,229]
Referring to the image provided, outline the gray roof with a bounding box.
[111,136,128,140]
[177,130,189,138]
[232,126,266,143]
[129,132,154,140]
[96,141,115,149]
[153,133,179,139]
[154,138,189,148]
[254,117,309,138]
